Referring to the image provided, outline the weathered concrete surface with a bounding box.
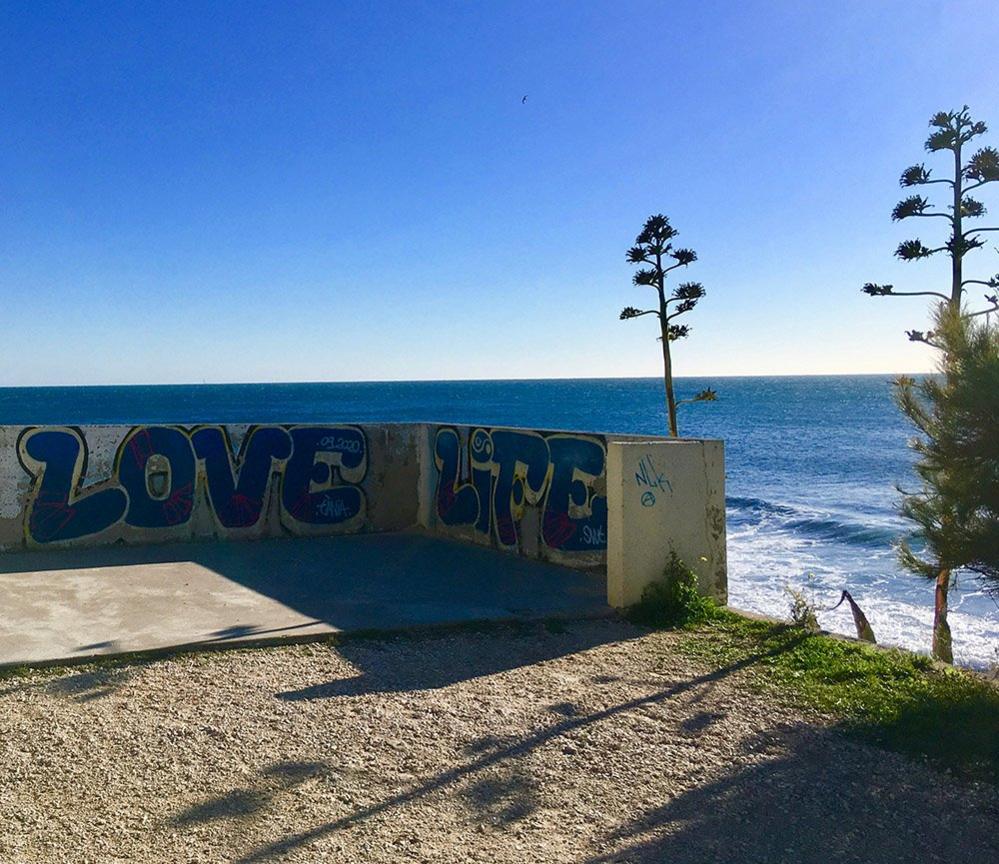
[0,534,609,667]
[607,439,727,607]
[422,425,610,569]
[0,420,727,616]
[0,423,422,550]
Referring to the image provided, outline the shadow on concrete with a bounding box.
[204,622,327,642]
[0,535,606,630]
[75,640,119,652]
[0,533,610,667]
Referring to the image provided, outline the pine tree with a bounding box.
[863,107,999,661]
[895,306,999,662]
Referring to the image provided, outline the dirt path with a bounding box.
[1,619,995,863]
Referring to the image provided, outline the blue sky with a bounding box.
[2,1,997,385]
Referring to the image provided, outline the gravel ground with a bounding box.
[1,618,996,864]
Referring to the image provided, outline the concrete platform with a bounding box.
[0,534,610,668]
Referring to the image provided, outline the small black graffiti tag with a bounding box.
[635,453,671,493]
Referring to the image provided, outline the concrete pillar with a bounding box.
[414,422,436,530]
[606,438,727,608]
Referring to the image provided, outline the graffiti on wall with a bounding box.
[433,427,607,552]
[16,425,367,544]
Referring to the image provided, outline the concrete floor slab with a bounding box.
[0,533,610,667]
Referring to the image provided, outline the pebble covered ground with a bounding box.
[1,618,996,864]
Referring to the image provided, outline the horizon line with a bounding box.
[0,371,930,390]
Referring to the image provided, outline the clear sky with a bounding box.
[2,1,997,385]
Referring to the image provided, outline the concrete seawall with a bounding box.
[0,423,726,606]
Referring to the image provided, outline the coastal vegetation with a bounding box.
[674,609,999,785]
[862,107,999,662]
[620,214,715,436]
[895,308,999,663]
[626,551,718,628]
[631,556,999,784]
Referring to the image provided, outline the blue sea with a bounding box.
[1,376,996,668]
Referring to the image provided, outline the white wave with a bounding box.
[726,522,999,670]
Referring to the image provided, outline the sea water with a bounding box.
[1,376,996,668]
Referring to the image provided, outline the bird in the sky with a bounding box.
[522,95,528,103]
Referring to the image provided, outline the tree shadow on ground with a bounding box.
[275,620,636,699]
[579,724,999,864]
[461,764,541,826]
[850,683,999,786]
[174,622,998,864]
[0,661,150,701]
[173,761,328,827]
[679,709,725,733]
[230,633,805,863]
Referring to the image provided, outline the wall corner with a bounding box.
[605,438,727,608]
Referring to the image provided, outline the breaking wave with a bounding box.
[727,496,899,550]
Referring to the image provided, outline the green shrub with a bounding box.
[785,584,820,632]
[627,552,719,628]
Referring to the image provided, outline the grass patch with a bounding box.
[670,608,999,784]
[629,556,999,782]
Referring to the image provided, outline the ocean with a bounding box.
[1,376,996,668]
